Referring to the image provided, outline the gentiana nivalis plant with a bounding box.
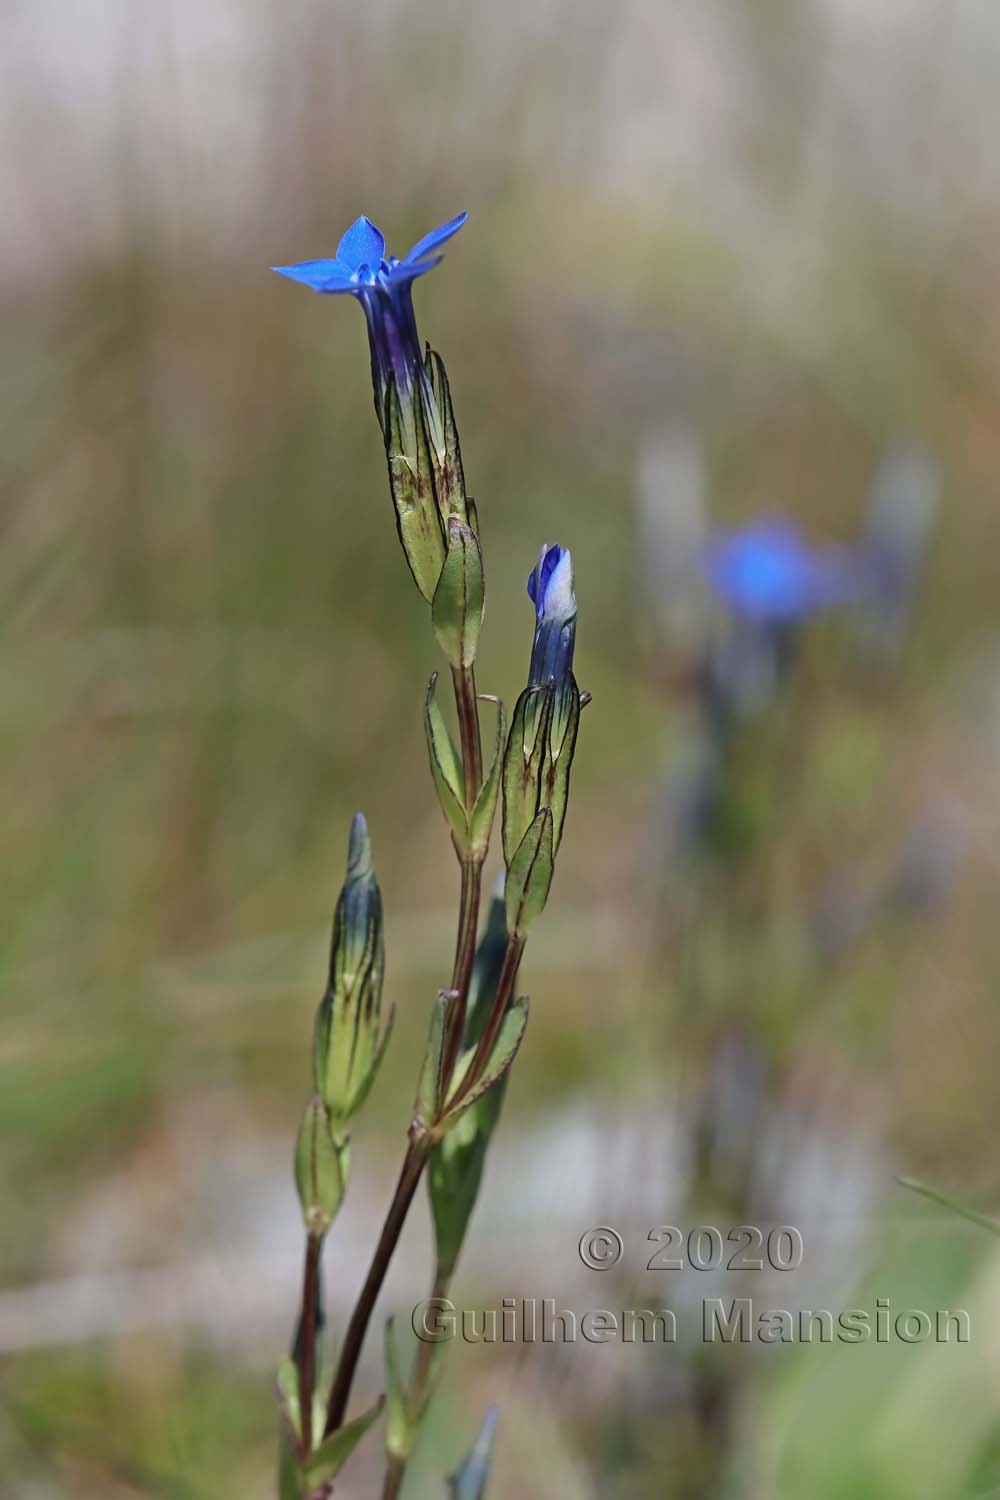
[271,214,588,1499]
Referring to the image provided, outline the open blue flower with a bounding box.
[703,518,856,625]
[272,212,467,422]
[527,543,577,701]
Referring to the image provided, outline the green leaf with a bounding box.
[302,1396,385,1488]
[277,1356,302,1440]
[384,1318,412,1462]
[439,997,528,1132]
[432,519,484,670]
[448,1406,499,1499]
[504,808,554,936]
[897,1177,1000,1236]
[468,697,506,859]
[294,1095,347,1236]
[427,895,511,1276]
[430,1100,492,1279]
[278,1424,303,1500]
[424,673,469,847]
[416,993,449,1126]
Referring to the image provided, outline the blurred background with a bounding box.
[4,0,1000,1495]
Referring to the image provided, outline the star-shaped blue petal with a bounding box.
[272,212,467,296]
[270,258,358,293]
[272,212,468,430]
[403,211,469,267]
[336,215,386,272]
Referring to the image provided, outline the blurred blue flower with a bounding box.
[704,518,855,625]
[272,211,467,420]
[527,543,577,697]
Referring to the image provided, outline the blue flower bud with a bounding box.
[502,544,582,867]
[526,543,577,749]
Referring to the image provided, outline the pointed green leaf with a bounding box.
[439,997,528,1132]
[505,808,554,936]
[278,1424,303,1500]
[413,1339,447,1427]
[448,1406,499,1499]
[424,673,469,846]
[277,1356,302,1440]
[542,675,581,852]
[432,519,484,670]
[425,347,468,523]
[416,992,449,1126]
[302,1396,384,1488]
[897,1177,1000,1236]
[428,894,511,1276]
[469,697,505,859]
[384,1317,413,1462]
[501,686,552,864]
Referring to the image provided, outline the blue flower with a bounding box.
[703,518,856,625]
[272,212,467,422]
[527,543,577,715]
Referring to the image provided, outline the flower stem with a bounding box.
[323,1137,429,1437]
[441,857,482,1086]
[296,1233,323,1458]
[382,1454,406,1500]
[322,666,487,1439]
[440,664,485,1091]
[452,665,483,802]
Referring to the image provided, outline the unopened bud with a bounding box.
[314,813,393,1131]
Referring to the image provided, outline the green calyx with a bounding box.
[423,675,505,861]
[501,673,581,869]
[432,518,484,670]
[294,1094,349,1236]
[383,349,470,605]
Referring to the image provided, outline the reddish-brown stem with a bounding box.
[440,663,486,1092]
[440,857,483,1086]
[296,1233,323,1458]
[452,664,483,802]
[323,1138,429,1437]
[382,1455,406,1500]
